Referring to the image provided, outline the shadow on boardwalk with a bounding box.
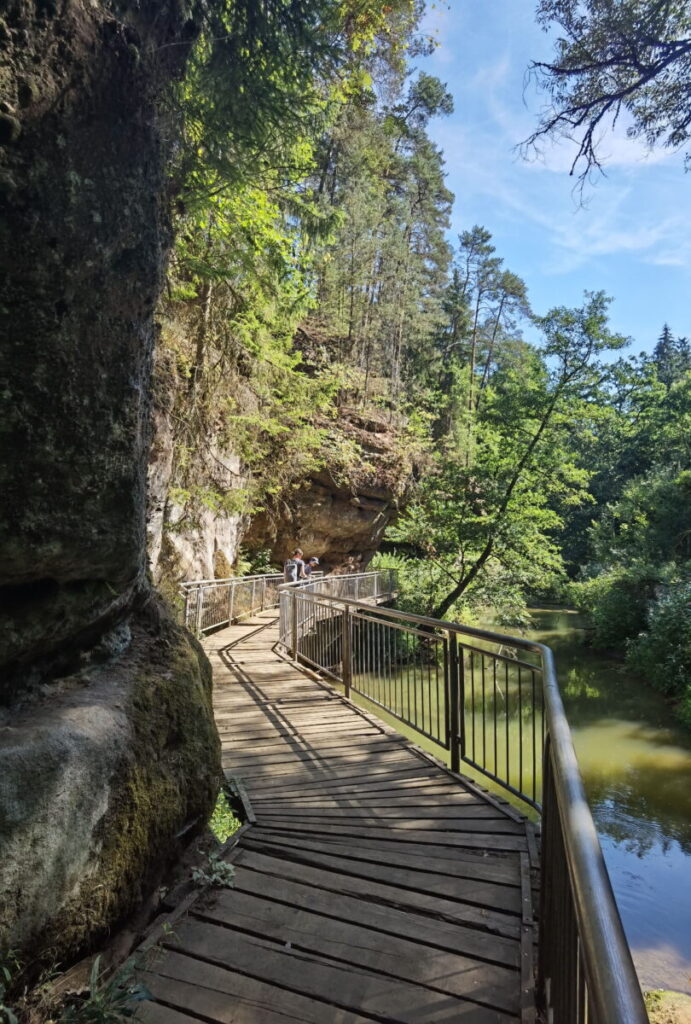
[135,611,538,1023]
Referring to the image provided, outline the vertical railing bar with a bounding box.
[406,634,412,726]
[532,668,537,804]
[493,656,498,778]
[505,660,510,787]
[470,652,476,762]
[441,637,448,749]
[518,664,524,795]
[481,653,487,770]
[290,590,298,660]
[449,634,460,772]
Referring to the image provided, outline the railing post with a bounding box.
[342,606,352,699]
[227,581,235,625]
[195,586,204,634]
[537,736,553,1013]
[260,576,266,611]
[183,588,190,629]
[291,589,298,660]
[449,633,461,773]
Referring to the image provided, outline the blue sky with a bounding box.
[416,2,691,353]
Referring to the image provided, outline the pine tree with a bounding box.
[654,324,691,386]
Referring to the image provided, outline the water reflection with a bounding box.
[527,609,691,994]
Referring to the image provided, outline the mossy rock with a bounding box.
[0,604,221,965]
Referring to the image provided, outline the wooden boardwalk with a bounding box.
[137,612,537,1023]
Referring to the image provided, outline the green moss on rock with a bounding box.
[0,607,221,965]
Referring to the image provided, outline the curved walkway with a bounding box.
[137,612,538,1023]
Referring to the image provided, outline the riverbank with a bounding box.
[647,990,691,1024]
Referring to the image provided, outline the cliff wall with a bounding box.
[243,408,411,569]
[0,0,220,965]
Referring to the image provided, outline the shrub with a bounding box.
[568,570,655,649]
[628,584,691,719]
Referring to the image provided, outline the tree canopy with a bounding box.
[525,0,691,183]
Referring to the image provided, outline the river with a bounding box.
[526,607,691,995]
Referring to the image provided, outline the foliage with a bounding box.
[0,952,19,1024]
[191,851,236,888]
[627,585,691,726]
[209,791,243,842]
[58,957,150,1023]
[156,0,452,560]
[568,569,655,648]
[149,0,691,729]
[235,548,276,576]
[525,0,691,184]
[391,289,627,621]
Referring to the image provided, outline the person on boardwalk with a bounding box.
[283,548,306,582]
[304,556,319,578]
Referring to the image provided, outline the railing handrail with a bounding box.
[278,582,647,1024]
[283,589,544,655]
[540,644,646,1024]
[181,572,285,589]
[277,570,385,591]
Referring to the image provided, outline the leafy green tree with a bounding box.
[393,292,628,621]
[309,65,453,407]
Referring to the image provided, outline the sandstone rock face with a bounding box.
[0,610,219,960]
[244,408,411,570]
[149,432,245,584]
[147,382,246,583]
[0,0,191,675]
[0,0,220,963]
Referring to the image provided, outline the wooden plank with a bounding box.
[249,829,521,882]
[231,763,423,787]
[519,852,536,1024]
[193,890,520,1012]
[246,830,520,886]
[250,787,487,807]
[135,1000,200,1023]
[228,737,406,763]
[250,819,527,851]
[244,765,439,793]
[170,918,516,1023]
[241,834,522,911]
[223,714,391,732]
[147,949,380,1023]
[252,801,502,818]
[216,709,359,723]
[230,745,414,767]
[140,960,379,1024]
[254,811,522,831]
[218,704,365,718]
[224,722,388,740]
[226,858,520,957]
[235,758,427,786]
[252,776,470,799]
[233,847,520,938]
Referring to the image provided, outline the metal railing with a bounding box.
[276,582,647,1024]
[181,571,322,633]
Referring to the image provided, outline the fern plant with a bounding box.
[59,957,150,1023]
